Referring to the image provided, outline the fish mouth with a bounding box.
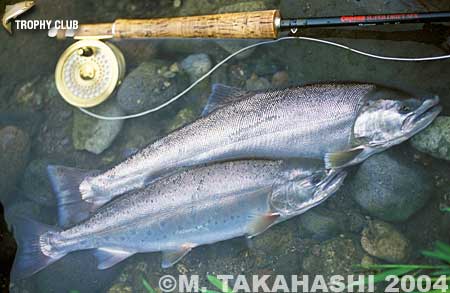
[402,96,441,134]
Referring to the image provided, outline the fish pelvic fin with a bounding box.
[10,216,65,280]
[47,165,101,228]
[324,146,376,169]
[161,244,195,269]
[247,212,280,238]
[94,247,135,270]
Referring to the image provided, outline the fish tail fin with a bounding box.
[10,217,65,280]
[47,165,101,227]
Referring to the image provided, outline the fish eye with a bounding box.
[399,104,411,114]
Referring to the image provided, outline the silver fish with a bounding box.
[48,83,440,210]
[13,160,346,279]
[2,1,34,34]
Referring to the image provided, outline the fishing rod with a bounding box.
[48,9,450,114]
[48,10,450,40]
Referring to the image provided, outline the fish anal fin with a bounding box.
[324,147,366,169]
[247,212,280,238]
[161,244,195,269]
[202,84,250,116]
[94,247,135,270]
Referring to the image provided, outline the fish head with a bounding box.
[270,169,347,215]
[354,94,441,148]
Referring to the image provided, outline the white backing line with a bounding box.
[78,36,450,121]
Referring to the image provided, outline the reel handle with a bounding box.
[75,10,280,40]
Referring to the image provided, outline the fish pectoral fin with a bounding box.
[202,84,250,116]
[246,212,280,238]
[94,247,135,270]
[161,244,194,269]
[324,146,368,169]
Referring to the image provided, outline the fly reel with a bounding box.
[55,39,125,108]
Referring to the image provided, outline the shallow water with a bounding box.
[1,0,450,292]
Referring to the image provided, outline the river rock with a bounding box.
[35,251,122,293]
[167,108,198,132]
[347,150,433,222]
[271,71,289,87]
[302,237,364,277]
[116,61,185,114]
[72,102,124,155]
[410,116,450,161]
[0,126,30,203]
[245,74,271,91]
[299,208,342,240]
[181,53,212,82]
[15,78,44,110]
[361,220,411,262]
[5,201,54,226]
[19,159,56,207]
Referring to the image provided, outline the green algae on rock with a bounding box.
[360,220,411,263]
[411,116,450,161]
[302,237,364,277]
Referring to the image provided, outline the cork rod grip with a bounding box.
[74,10,276,40]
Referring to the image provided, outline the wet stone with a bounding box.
[34,251,122,293]
[245,74,271,91]
[72,101,124,155]
[167,108,198,132]
[116,60,187,114]
[410,116,450,161]
[302,237,364,277]
[360,220,411,263]
[181,53,212,82]
[271,71,289,87]
[346,149,433,222]
[19,159,56,207]
[299,208,342,240]
[0,126,30,203]
[5,201,54,226]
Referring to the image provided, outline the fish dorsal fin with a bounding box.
[94,247,135,270]
[201,84,250,116]
[161,244,195,268]
[247,212,280,238]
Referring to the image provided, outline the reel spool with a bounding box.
[55,39,125,108]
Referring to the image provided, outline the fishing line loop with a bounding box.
[79,36,450,121]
